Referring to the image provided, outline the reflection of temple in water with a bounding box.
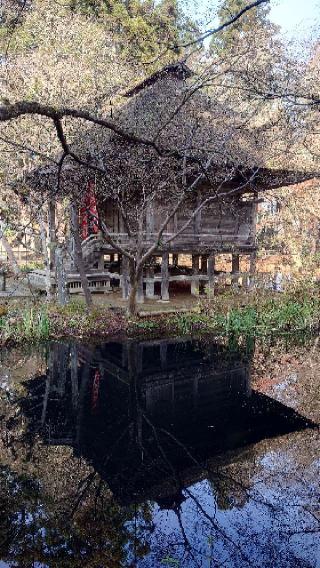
[23,339,314,507]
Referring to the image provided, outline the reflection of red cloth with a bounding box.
[91,369,101,413]
[80,180,99,240]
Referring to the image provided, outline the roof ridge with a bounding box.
[123,62,193,98]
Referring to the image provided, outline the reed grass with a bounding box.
[0,305,50,343]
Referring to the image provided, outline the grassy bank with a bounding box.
[1,284,320,346]
[128,283,320,339]
[168,284,320,338]
[0,300,126,346]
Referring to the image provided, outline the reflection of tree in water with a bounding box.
[0,377,153,566]
[0,462,153,567]
[0,337,318,567]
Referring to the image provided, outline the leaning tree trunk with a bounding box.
[70,204,92,308]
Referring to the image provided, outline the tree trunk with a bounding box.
[127,260,142,317]
[48,199,57,270]
[128,278,138,317]
[38,210,53,301]
[128,259,137,316]
[55,246,69,306]
[70,204,92,308]
[0,223,20,276]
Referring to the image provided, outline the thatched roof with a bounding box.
[27,62,319,202]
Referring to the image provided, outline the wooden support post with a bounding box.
[172,253,179,266]
[232,253,240,274]
[201,255,208,273]
[232,253,240,287]
[0,271,6,291]
[121,255,129,300]
[98,253,104,271]
[207,254,215,294]
[161,252,169,301]
[70,204,92,307]
[249,251,257,289]
[136,270,144,304]
[146,262,155,299]
[191,254,200,296]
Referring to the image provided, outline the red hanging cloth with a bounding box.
[80,180,99,240]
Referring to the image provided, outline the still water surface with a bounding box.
[0,338,319,567]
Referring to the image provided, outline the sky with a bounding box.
[186,0,319,40]
[270,0,319,38]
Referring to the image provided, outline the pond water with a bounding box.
[0,337,319,567]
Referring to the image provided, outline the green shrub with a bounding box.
[173,285,320,339]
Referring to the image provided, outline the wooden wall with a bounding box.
[99,197,256,249]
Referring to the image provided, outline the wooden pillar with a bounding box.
[232,253,240,286]
[208,254,215,294]
[146,263,155,299]
[121,255,129,300]
[161,252,169,301]
[201,255,208,273]
[0,271,6,292]
[136,270,144,304]
[70,204,92,307]
[98,253,104,271]
[172,253,179,266]
[191,254,200,296]
[249,251,257,289]
[232,253,240,274]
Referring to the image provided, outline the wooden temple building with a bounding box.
[73,194,260,300]
[30,63,318,300]
[64,63,317,302]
